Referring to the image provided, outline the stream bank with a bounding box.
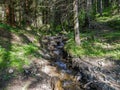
[41,35,82,90]
[1,34,119,90]
[41,35,120,90]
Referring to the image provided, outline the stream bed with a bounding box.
[41,35,83,90]
[41,35,120,90]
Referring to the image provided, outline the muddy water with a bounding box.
[51,58,82,90]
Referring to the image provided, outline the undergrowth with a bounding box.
[65,30,120,60]
[96,14,120,30]
[0,23,42,76]
[65,14,120,60]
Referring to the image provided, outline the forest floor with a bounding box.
[64,14,120,90]
[0,15,120,90]
[0,23,82,90]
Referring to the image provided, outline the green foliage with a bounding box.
[0,23,41,73]
[96,3,118,17]
[0,23,22,34]
[102,31,120,39]
[78,9,86,27]
[107,20,120,30]
[0,44,34,71]
[65,31,120,60]
[54,25,62,34]
[102,7,112,17]
[97,14,120,30]
[23,44,38,55]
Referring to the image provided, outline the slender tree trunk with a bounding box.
[73,0,80,45]
[97,0,103,16]
[35,0,38,28]
[92,0,97,15]
[51,1,55,30]
[5,0,15,25]
[11,0,15,25]
[19,1,22,26]
[86,0,92,28]
[5,4,10,24]
[118,0,120,13]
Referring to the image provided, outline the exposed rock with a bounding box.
[8,69,14,74]
[44,53,51,59]
[53,50,60,56]
[71,57,120,90]
[50,41,57,46]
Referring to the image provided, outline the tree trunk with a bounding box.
[73,0,80,45]
[5,4,10,24]
[5,0,15,25]
[97,0,103,16]
[86,0,92,28]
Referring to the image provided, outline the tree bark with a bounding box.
[73,0,80,45]
[5,0,15,25]
[86,0,92,28]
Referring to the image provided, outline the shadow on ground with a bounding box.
[0,27,12,88]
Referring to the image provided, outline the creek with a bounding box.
[41,35,83,90]
[41,35,119,90]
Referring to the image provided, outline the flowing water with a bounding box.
[41,35,83,90]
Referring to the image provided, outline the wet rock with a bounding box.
[50,77,63,90]
[41,39,48,44]
[61,69,71,74]
[48,45,56,51]
[62,36,68,41]
[117,80,120,84]
[63,82,81,90]
[48,36,54,40]
[63,80,73,87]
[57,42,64,49]
[41,35,67,60]
[44,54,51,59]
[53,50,60,56]
[50,41,57,46]
[57,45,64,49]
[55,61,67,69]
[89,82,115,90]
[23,62,39,76]
[23,69,31,76]
[74,72,82,81]
[98,61,105,66]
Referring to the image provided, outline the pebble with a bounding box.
[53,50,60,55]
[8,69,14,74]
